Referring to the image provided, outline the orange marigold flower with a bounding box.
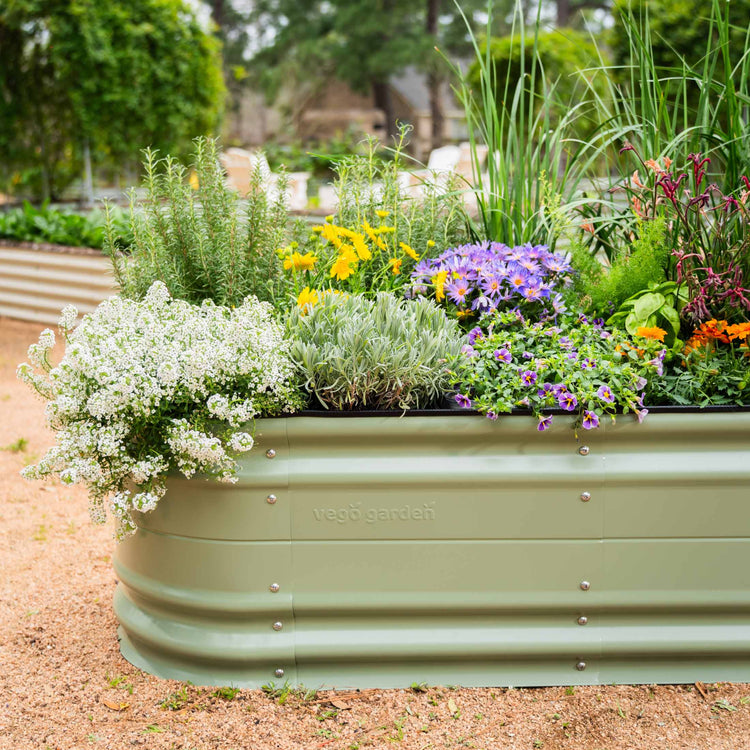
[726,322,750,341]
[697,319,730,343]
[636,325,667,342]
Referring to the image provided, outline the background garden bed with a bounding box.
[0,242,116,324]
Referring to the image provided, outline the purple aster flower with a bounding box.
[597,384,615,403]
[537,414,553,432]
[486,410,498,421]
[558,391,578,411]
[471,294,493,313]
[552,294,567,315]
[543,253,572,273]
[520,369,538,387]
[412,259,434,280]
[519,258,541,274]
[445,280,471,305]
[467,327,483,345]
[582,410,600,430]
[480,275,503,297]
[508,268,529,289]
[494,348,512,363]
[455,393,472,409]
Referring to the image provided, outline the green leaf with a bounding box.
[632,292,666,322]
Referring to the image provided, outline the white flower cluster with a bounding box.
[18,282,303,538]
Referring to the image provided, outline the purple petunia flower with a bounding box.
[582,410,600,430]
[461,344,477,357]
[636,407,649,424]
[494,348,512,363]
[537,414,553,431]
[558,391,578,411]
[558,336,573,350]
[455,393,472,409]
[467,327,483,345]
[581,358,596,370]
[537,382,553,398]
[596,384,615,403]
[647,357,664,376]
[486,410,499,421]
[520,369,538,386]
[522,351,533,359]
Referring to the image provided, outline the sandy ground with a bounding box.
[2,315,750,750]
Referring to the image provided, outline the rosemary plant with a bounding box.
[104,137,289,306]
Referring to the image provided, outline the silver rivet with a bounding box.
[580,491,591,502]
[269,583,280,593]
[580,580,591,591]
[266,494,277,504]
[266,449,276,459]
[274,668,284,678]
[272,621,283,631]
[577,616,588,626]
[578,445,590,456]
[576,661,586,671]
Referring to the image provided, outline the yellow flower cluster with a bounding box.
[283,214,436,313]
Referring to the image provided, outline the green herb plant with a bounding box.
[105,137,289,306]
[288,292,463,411]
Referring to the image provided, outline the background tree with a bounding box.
[0,0,225,201]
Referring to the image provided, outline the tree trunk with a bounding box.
[372,79,396,141]
[426,0,444,150]
[82,138,94,207]
[557,0,572,26]
[210,0,225,30]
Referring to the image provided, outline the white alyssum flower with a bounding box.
[18,282,304,539]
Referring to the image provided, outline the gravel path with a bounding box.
[2,316,749,750]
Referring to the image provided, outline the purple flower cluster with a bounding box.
[411,241,571,319]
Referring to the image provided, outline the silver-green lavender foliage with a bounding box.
[288,292,463,410]
[104,137,289,306]
[17,282,304,539]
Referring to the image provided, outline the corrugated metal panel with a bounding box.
[114,411,750,688]
[0,246,117,324]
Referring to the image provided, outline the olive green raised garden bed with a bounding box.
[114,411,750,689]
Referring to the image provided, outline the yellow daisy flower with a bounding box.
[297,287,319,310]
[432,270,449,302]
[330,255,355,281]
[399,242,418,261]
[283,251,318,272]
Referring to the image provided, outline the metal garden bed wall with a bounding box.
[0,244,116,325]
[113,411,750,689]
